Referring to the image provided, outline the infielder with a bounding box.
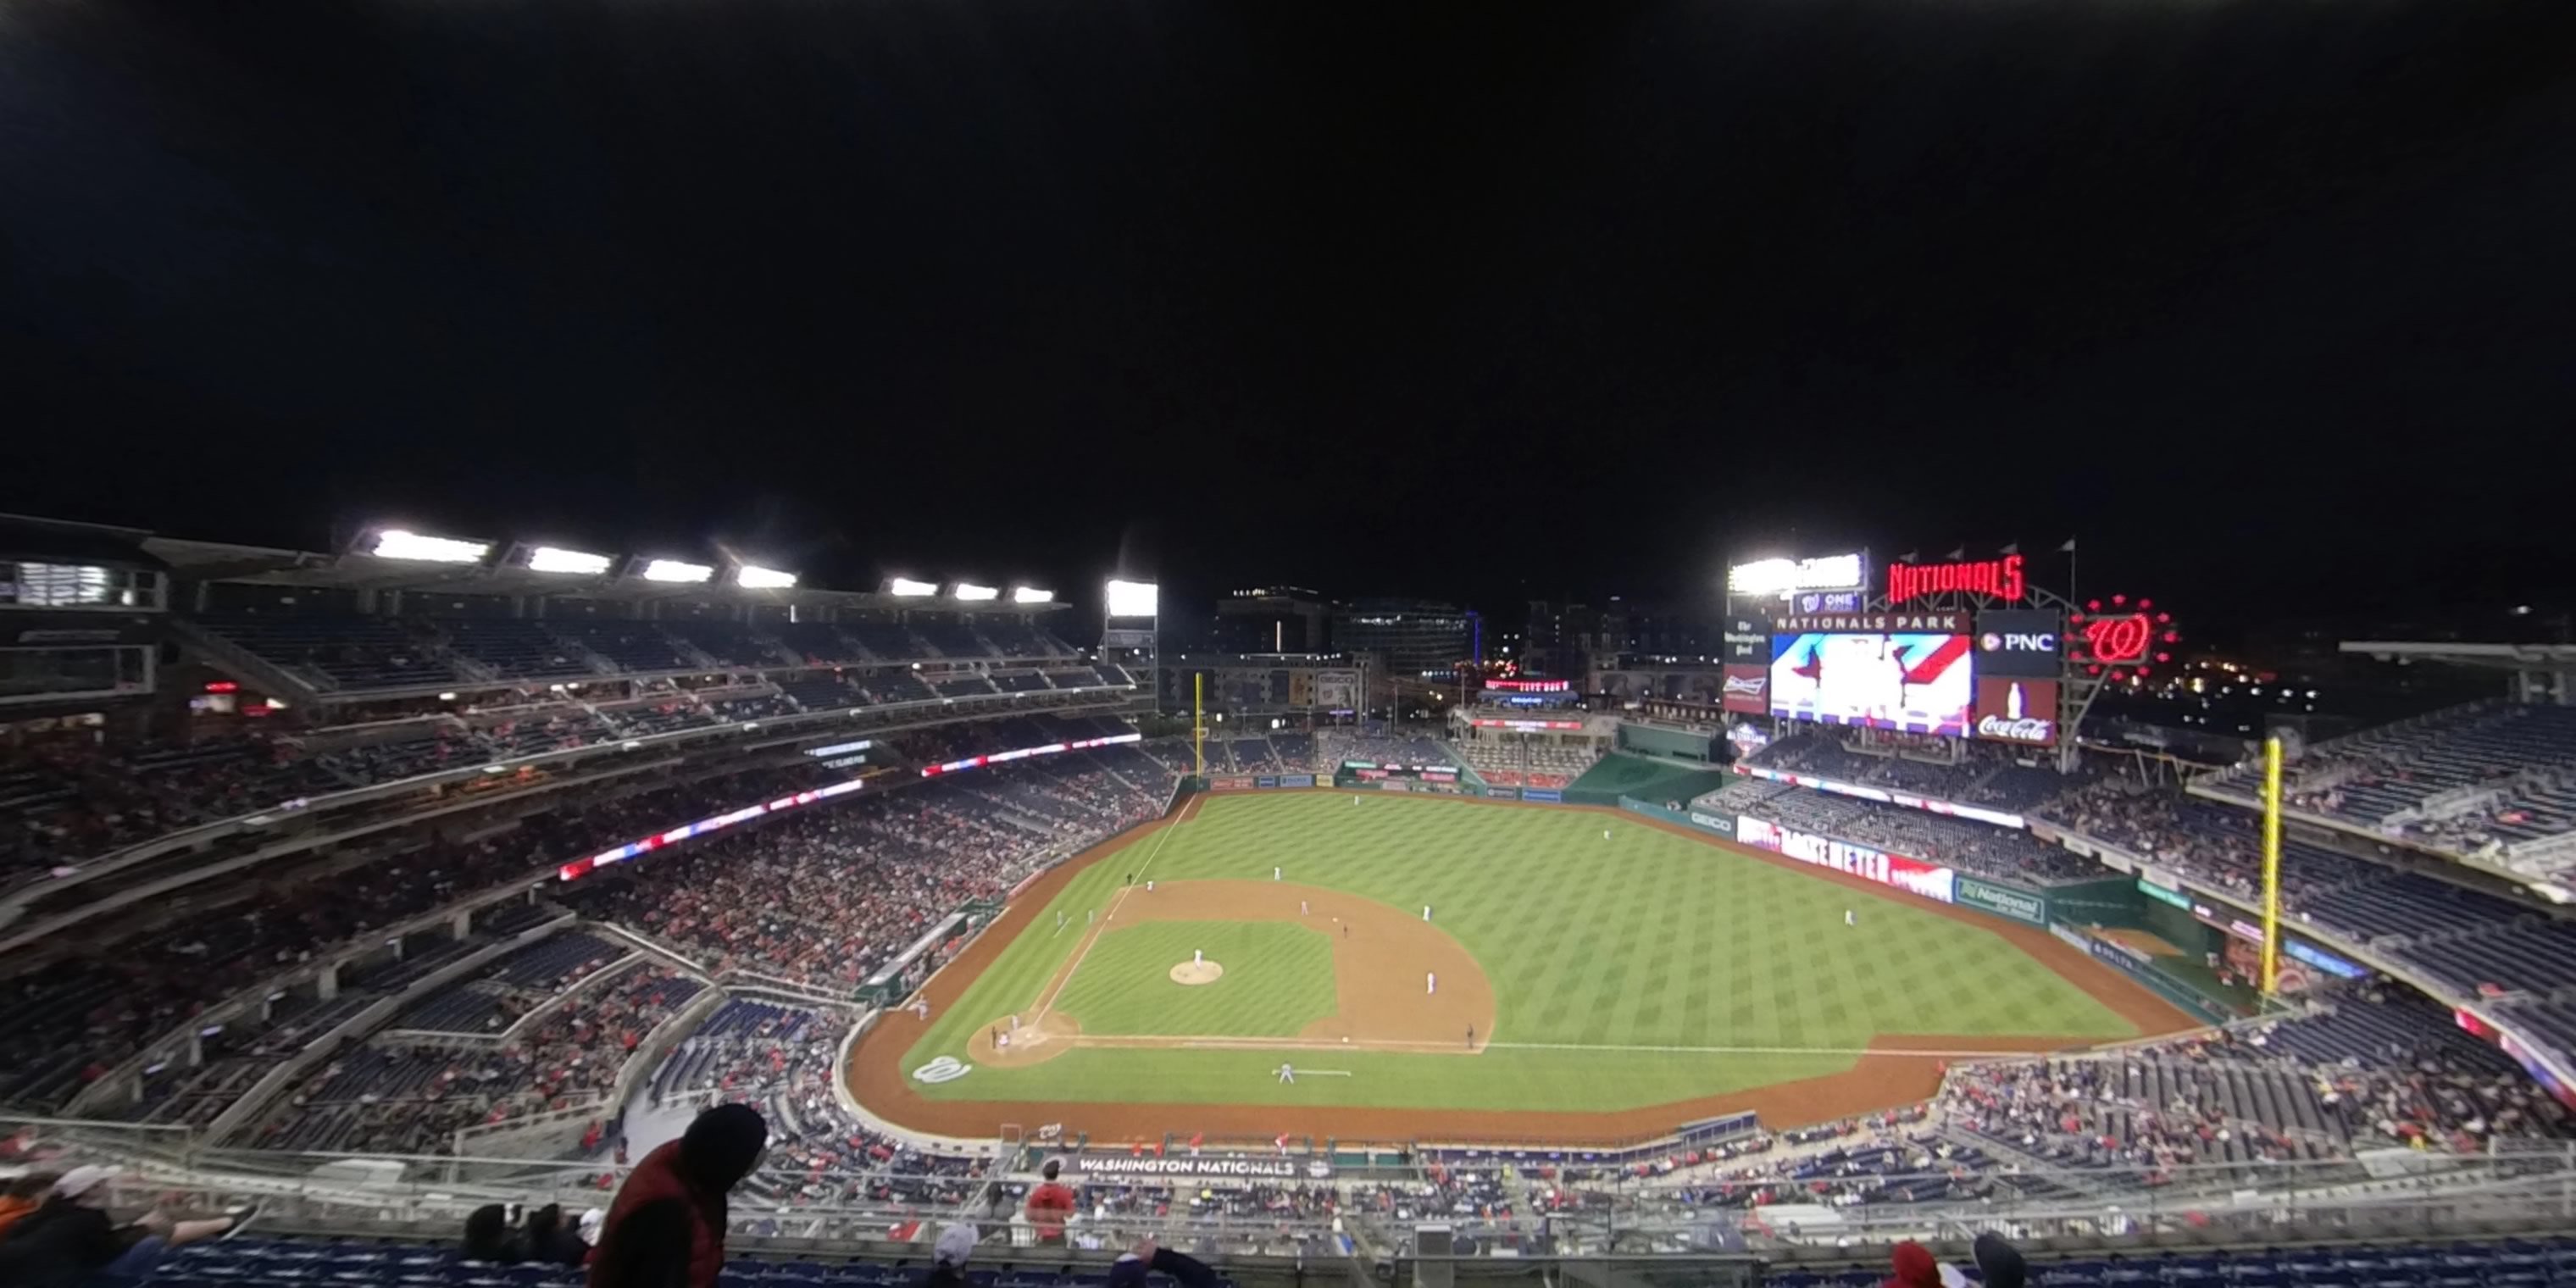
[1274,866,1282,881]
[1427,971,1437,996]
[1275,1063,1296,1084]
[1300,900,1309,915]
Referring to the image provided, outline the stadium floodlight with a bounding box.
[641,558,715,584]
[370,530,490,564]
[886,577,938,597]
[1012,586,1055,604]
[952,582,1000,602]
[735,564,797,590]
[1727,552,1866,598]
[1105,579,1159,618]
[529,546,613,575]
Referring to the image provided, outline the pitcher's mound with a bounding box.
[1169,960,1224,985]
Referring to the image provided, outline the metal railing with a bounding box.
[11,1112,2570,1260]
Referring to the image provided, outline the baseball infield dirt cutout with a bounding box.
[966,879,1497,1069]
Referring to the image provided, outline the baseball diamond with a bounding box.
[851,789,2194,1142]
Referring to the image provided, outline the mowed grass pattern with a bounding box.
[1052,922,1336,1037]
[899,791,2140,1113]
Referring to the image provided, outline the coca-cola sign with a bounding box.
[1977,714,2055,743]
[1973,676,2059,747]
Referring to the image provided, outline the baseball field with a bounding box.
[850,790,2192,1143]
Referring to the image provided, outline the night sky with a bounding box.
[6,0,2573,630]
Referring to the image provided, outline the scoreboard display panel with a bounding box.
[1769,631,1974,737]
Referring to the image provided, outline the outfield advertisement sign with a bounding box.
[1521,788,1564,803]
[1256,775,1280,788]
[1955,876,2047,927]
[1280,774,1315,788]
[2084,935,2235,1024]
[1213,776,1254,791]
[1733,816,1957,904]
[1076,1152,1332,1184]
[1212,774,1317,791]
[1485,786,1520,799]
[1688,810,1733,835]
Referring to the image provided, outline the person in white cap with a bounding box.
[0,1165,252,1288]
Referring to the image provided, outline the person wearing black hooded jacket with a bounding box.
[588,1103,767,1288]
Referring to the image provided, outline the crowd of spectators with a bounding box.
[1749,733,2090,815]
[646,998,989,1210]
[566,753,1174,991]
[0,762,846,1113]
[1740,786,2101,885]
[253,964,704,1156]
[2200,703,2576,869]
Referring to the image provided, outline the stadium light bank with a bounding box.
[637,558,715,584]
[952,582,1001,602]
[527,545,614,575]
[885,576,939,597]
[1011,586,1056,604]
[367,529,491,564]
[734,563,797,590]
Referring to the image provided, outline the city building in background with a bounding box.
[1333,597,1471,680]
[1212,586,1330,655]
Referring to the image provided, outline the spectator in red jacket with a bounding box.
[589,1104,768,1288]
[1024,1159,1078,1243]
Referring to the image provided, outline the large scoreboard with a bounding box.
[1766,609,1974,738]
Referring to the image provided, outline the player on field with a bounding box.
[1275,1063,1296,1084]
[1846,908,1857,927]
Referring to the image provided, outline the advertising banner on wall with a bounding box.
[1974,609,2065,679]
[1955,875,2049,926]
[1973,676,2060,747]
[1734,815,1957,903]
[1721,663,1769,714]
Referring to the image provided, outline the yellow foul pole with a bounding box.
[2259,734,2285,994]
[1193,672,1206,779]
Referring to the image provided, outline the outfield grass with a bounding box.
[1052,921,1337,1036]
[897,792,2140,1113]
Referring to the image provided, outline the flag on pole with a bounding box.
[2059,537,2079,552]
[1898,551,1918,562]
[1999,542,2020,555]
[1944,546,1966,559]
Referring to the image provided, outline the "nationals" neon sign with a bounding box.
[1886,554,2026,605]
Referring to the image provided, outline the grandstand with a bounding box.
[13,520,2576,1283]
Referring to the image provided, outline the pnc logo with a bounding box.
[1979,632,2059,653]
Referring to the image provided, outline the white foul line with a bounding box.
[1030,794,1192,1024]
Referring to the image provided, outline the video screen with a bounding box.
[1769,631,1974,736]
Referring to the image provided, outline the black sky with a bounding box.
[5,0,2573,627]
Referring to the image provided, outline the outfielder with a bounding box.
[1845,909,1857,927]
[1276,1063,1296,1084]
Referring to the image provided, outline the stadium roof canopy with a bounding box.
[2340,641,2576,672]
[124,532,1067,613]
